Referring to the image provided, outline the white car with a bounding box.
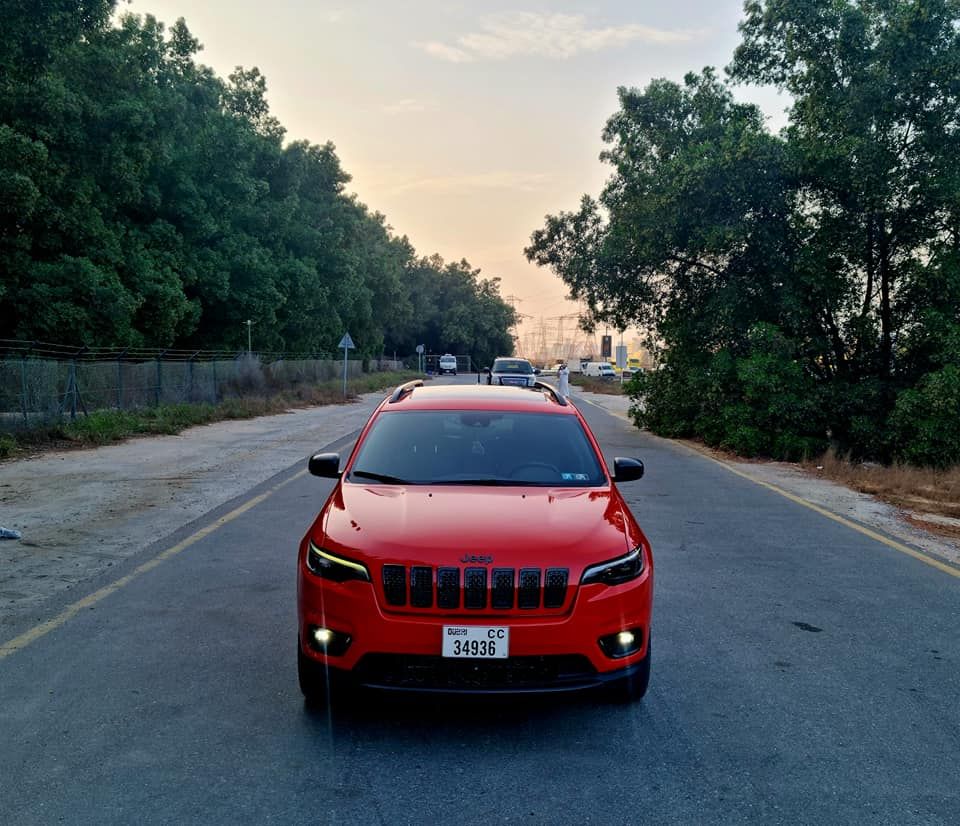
[438,354,457,375]
[488,357,537,387]
[583,362,617,380]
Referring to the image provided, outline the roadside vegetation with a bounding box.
[528,1,960,471]
[0,3,515,365]
[0,371,418,460]
[803,451,960,537]
[570,375,627,396]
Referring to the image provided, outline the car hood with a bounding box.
[320,483,633,568]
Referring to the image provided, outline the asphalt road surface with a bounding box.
[2,375,958,825]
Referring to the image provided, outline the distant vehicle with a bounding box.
[297,379,653,702]
[583,362,616,380]
[489,357,537,387]
[438,354,457,375]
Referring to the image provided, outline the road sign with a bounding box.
[339,332,355,396]
[415,344,424,354]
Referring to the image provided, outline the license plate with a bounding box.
[442,626,509,659]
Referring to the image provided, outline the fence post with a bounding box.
[69,360,78,421]
[116,349,126,410]
[212,359,218,403]
[20,356,28,425]
[188,352,199,403]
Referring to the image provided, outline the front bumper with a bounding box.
[322,652,649,695]
[298,560,652,694]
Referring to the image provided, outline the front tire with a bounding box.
[298,639,331,705]
[607,639,651,703]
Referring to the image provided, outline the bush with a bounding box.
[0,433,15,458]
[889,365,960,468]
[628,325,827,461]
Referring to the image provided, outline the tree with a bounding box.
[731,0,960,453]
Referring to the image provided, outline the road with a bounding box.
[1,375,958,825]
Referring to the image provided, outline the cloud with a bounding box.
[386,171,554,195]
[416,12,698,63]
[382,99,431,115]
[418,41,475,63]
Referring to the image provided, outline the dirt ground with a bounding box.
[0,393,385,629]
[2,386,956,633]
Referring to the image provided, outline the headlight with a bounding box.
[580,547,644,586]
[306,542,370,583]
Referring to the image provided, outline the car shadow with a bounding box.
[298,685,642,741]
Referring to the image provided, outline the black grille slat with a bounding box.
[464,567,487,609]
[491,568,515,610]
[543,568,569,608]
[410,566,433,607]
[382,565,406,606]
[437,567,460,609]
[518,568,541,609]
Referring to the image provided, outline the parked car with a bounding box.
[298,380,653,702]
[489,357,537,387]
[583,362,617,380]
[438,354,458,375]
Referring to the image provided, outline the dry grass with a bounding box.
[569,374,627,395]
[802,449,960,532]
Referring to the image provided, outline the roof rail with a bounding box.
[388,379,424,403]
[532,381,568,406]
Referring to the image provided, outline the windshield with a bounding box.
[348,411,606,486]
[492,359,534,374]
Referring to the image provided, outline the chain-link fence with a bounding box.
[0,340,403,430]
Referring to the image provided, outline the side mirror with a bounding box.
[613,457,644,483]
[308,452,341,478]
[534,368,541,375]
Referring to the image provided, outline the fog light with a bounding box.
[599,628,643,659]
[307,625,352,657]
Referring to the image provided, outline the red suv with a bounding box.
[297,380,653,702]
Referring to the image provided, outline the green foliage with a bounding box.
[532,2,960,467]
[889,365,960,468]
[628,326,826,460]
[0,9,514,364]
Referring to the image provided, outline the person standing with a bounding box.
[557,362,570,398]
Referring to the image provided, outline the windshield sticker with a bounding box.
[561,473,589,481]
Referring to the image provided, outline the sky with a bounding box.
[124,0,789,351]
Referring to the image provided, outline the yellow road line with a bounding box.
[0,468,308,660]
[578,394,960,580]
[696,453,960,579]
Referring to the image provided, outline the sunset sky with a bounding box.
[124,0,788,348]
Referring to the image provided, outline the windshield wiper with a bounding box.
[350,470,414,484]
[437,478,514,486]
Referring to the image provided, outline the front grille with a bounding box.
[491,568,515,609]
[382,565,406,606]
[463,567,487,609]
[518,568,541,609]
[437,567,459,609]
[410,566,433,608]
[354,654,596,691]
[379,564,570,612]
[544,568,569,608]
